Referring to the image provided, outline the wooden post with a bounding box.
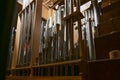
[30,0,42,66]
[78,17,84,59]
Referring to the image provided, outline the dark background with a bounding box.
[0,0,16,80]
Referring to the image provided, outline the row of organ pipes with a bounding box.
[15,0,102,67]
[38,0,102,65]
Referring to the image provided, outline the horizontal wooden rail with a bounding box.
[33,59,81,67]
[6,76,82,80]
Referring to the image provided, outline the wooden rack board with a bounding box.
[33,59,81,67]
[87,59,120,80]
[101,0,120,8]
[6,59,82,77]
[62,10,84,21]
[51,0,64,9]
[6,76,82,80]
[95,31,120,59]
[51,0,89,9]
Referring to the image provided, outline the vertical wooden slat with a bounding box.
[12,15,22,69]
[77,17,84,59]
[65,65,68,76]
[71,64,74,76]
[30,0,42,66]
[53,66,56,76]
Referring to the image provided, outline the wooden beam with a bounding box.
[31,0,42,66]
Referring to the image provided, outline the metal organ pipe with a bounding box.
[91,0,101,26]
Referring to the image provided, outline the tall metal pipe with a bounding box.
[91,0,100,26]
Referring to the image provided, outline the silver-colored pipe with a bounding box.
[91,0,100,26]
[87,9,96,61]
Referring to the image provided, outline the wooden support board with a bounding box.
[6,59,82,77]
[6,76,82,80]
[95,32,120,59]
[87,59,120,80]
